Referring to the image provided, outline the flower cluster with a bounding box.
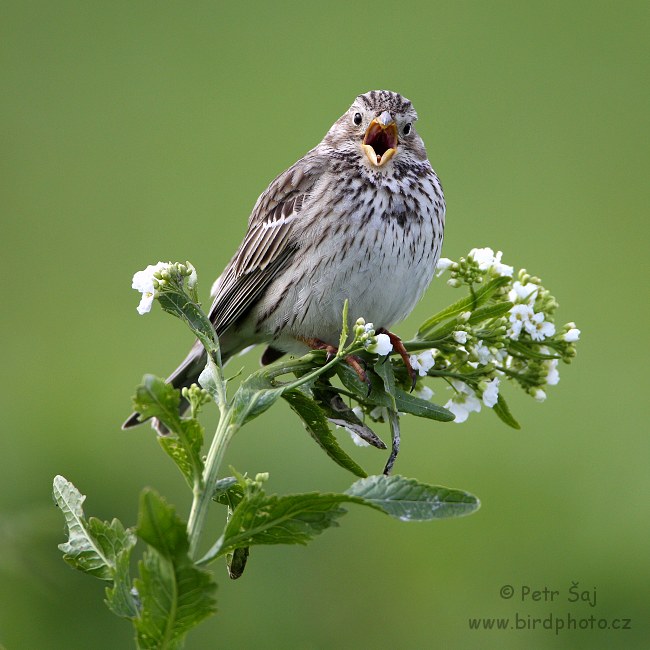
[352,318,393,356]
[416,248,580,423]
[132,261,197,315]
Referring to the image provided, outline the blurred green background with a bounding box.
[1,1,648,648]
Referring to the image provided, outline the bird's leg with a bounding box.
[376,328,417,392]
[300,337,370,390]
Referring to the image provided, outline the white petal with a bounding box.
[136,292,155,315]
[546,359,560,386]
[532,388,547,402]
[453,330,468,344]
[366,333,393,356]
[348,430,371,447]
[482,378,500,408]
[435,257,454,276]
[563,328,581,342]
[414,385,434,401]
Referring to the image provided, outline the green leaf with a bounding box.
[392,388,455,422]
[105,549,139,619]
[338,298,349,350]
[137,490,189,558]
[53,476,136,581]
[158,418,204,488]
[345,475,480,521]
[467,300,513,325]
[157,289,215,352]
[134,490,217,649]
[283,388,368,478]
[417,276,511,339]
[134,548,216,650]
[199,473,480,565]
[132,374,183,429]
[216,491,347,556]
[339,360,454,423]
[212,477,244,508]
[336,363,393,409]
[311,382,386,449]
[133,375,204,487]
[374,358,397,410]
[230,373,285,426]
[492,394,521,430]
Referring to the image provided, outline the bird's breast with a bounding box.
[255,169,445,350]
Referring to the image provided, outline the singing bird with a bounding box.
[124,90,445,428]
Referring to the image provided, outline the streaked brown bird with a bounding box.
[124,89,445,428]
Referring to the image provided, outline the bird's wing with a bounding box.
[208,152,321,335]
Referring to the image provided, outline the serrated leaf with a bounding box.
[283,388,368,478]
[132,374,183,430]
[53,476,136,581]
[134,548,217,650]
[134,489,217,649]
[345,475,480,521]
[133,376,204,486]
[492,394,521,429]
[137,490,189,559]
[158,418,204,488]
[202,490,348,563]
[157,290,215,351]
[230,374,285,426]
[199,474,480,566]
[105,549,139,619]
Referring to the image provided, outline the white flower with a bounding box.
[453,330,468,344]
[481,377,500,408]
[435,257,455,276]
[365,332,393,355]
[132,262,170,315]
[473,340,493,365]
[508,304,534,339]
[532,388,547,402]
[335,408,371,447]
[414,385,434,401]
[563,328,581,342]
[469,247,513,277]
[508,280,540,305]
[444,380,482,423]
[524,312,556,341]
[544,359,560,386]
[349,432,370,447]
[409,349,437,376]
[369,406,388,421]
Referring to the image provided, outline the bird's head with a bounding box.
[324,90,428,172]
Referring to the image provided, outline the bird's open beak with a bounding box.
[362,110,398,167]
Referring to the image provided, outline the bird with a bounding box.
[124,90,445,429]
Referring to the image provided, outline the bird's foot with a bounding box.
[302,337,371,391]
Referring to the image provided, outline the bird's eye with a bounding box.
[353,112,363,126]
[403,123,412,135]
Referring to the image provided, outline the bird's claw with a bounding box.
[377,328,417,392]
[301,337,371,392]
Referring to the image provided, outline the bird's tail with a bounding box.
[122,340,217,429]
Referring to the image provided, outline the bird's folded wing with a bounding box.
[208,154,320,335]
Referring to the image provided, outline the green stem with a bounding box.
[187,407,236,558]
